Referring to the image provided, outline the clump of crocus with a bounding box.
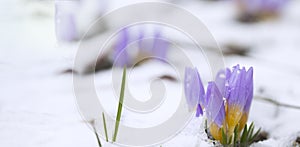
[184,65,260,145]
[113,27,169,67]
[55,1,79,42]
[235,0,289,22]
[55,0,107,42]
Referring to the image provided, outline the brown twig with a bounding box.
[255,96,300,110]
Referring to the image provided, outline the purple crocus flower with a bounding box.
[137,29,169,61]
[206,82,226,127]
[113,27,169,67]
[205,82,226,141]
[55,0,108,42]
[236,0,288,18]
[226,65,254,134]
[138,30,153,54]
[226,65,248,108]
[184,67,205,116]
[183,64,254,142]
[55,1,78,42]
[151,30,169,60]
[237,67,253,132]
[113,28,131,67]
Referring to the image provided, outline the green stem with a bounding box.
[102,112,109,142]
[112,67,127,142]
[93,124,102,147]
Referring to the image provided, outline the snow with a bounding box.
[1,0,300,146]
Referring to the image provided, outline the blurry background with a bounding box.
[0,0,300,146]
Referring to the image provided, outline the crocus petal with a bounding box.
[227,65,247,108]
[237,67,253,132]
[243,67,254,113]
[184,67,205,112]
[196,69,206,108]
[196,104,203,117]
[113,28,130,67]
[215,68,231,98]
[205,82,225,128]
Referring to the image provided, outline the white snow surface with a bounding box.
[0,0,300,147]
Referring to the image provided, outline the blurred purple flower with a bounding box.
[152,30,169,60]
[113,28,131,67]
[113,27,169,67]
[55,0,107,42]
[55,2,78,42]
[236,0,288,16]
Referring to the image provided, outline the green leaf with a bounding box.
[234,124,239,146]
[240,124,248,143]
[207,123,262,146]
[250,128,261,143]
[228,135,233,145]
[112,67,127,142]
[102,112,109,142]
[247,122,254,141]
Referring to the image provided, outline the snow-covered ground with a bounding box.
[0,0,300,147]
